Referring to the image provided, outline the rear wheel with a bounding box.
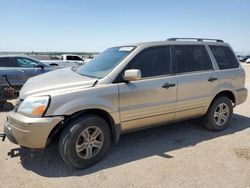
[59,114,111,169]
[203,96,233,131]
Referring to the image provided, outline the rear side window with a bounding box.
[129,46,171,78]
[66,56,83,61]
[209,46,239,69]
[0,57,17,67]
[66,56,72,60]
[172,45,213,74]
[73,56,83,61]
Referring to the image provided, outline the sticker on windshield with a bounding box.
[119,47,134,52]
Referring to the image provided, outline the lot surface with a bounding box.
[0,64,250,188]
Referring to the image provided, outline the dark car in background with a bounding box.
[242,55,250,62]
[237,55,245,62]
[0,55,59,91]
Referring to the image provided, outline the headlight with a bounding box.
[17,96,50,117]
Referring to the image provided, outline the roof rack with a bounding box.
[167,38,224,42]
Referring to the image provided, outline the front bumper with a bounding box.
[4,112,64,149]
[235,88,248,105]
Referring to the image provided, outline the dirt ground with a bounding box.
[0,64,250,188]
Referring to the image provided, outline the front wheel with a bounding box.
[203,96,233,131]
[59,115,111,169]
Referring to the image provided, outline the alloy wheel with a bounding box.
[75,126,104,159]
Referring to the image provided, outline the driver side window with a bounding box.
[16,58,38,68]
[129,46,171,78]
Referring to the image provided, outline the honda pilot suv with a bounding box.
[4,38,248,169]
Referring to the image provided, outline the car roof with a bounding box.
[0,55,44,63]
[123,40,230,48]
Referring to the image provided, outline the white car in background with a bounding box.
[246,58,250,63]
[42,54,86,67]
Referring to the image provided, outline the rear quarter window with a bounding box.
[209,46,239,69]
[66,56,72,60]
[0,57,17,67]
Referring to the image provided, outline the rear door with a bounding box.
[0,57,23,89]
[118,46,177,132]
[172,45,219,121]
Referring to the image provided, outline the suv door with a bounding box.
[0,57,23,90]
[172,45,219,121]
[118,46,177,132]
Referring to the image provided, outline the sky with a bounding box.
[0,0,250,52]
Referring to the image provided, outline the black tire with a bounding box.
[59,114,111,169]
[202,96,233,131]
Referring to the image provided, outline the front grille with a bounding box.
[14,99,23,112]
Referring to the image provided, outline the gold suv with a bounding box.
[4,38,248,169]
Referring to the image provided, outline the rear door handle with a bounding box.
[162,82,176,89]
[18,70,24,73]
[208,77,218,82]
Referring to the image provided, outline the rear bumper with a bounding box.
[235,88,248,105]
[4,112,64,149]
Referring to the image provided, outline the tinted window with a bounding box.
[66,56,72,60]
[73,56,83,61]
[0,57,17,67]
[209,46,239,69]
[67,56,83,61]
[129,47,171,78]
[16,58,38,68]
[67,56,74,60]
[173,45,213,74]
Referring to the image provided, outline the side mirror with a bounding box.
[36,64,44,69]
[123,69,141,82]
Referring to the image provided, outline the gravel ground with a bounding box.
[0,64,250,188]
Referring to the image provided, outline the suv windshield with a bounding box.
[75,46,135,78]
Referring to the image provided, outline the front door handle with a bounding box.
[18,70,24,73]
[162,82,176,89]
[208,77,218,82]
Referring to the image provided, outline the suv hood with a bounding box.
[20,68,97,98]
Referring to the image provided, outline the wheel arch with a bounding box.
[212,90,236,105]
[46,108,121,147]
